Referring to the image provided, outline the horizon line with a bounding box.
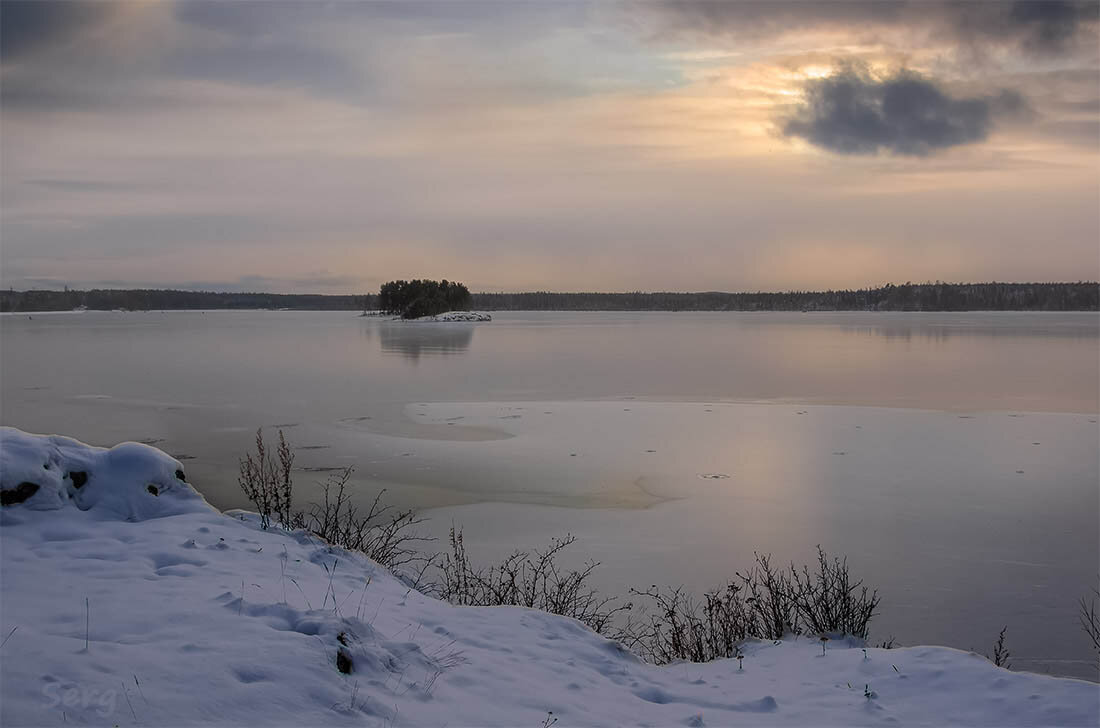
[3,280,1098,298]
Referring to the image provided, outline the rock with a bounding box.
[1,482,40,506]
[336,648,353,674]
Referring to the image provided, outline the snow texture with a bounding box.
[1,427,1097,726]
[410,311,492,322]
[0,427,206,519]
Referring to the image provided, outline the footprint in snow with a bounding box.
[732,696,779,713]
[149,553,207,570]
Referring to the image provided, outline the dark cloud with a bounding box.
[0,0,114,61]
[159,43,363,96]
[175,0,590,37]
[646,1,1099,56]
[1008,0,1094,53]
[783,68,1028,156]
[1,11,366,112]
[174,0,334,37]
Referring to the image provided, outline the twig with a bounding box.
[280,545,289,605]
[134,674,148,705]
[121,681,137,721]
[290,578,313,610]
[356,576,372,621]
[0,626,17,651]
[322,559,339,611]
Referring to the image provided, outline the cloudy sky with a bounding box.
[2,1,1097,293]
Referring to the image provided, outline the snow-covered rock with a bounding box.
[1,428,1097,726]
[410,311,492,322]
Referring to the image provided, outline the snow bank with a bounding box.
[1,428,1097,726]
[410,311,491,322]
[0,427,207,519]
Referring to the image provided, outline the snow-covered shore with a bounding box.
[1,428,1097,726]
[409,311,492,322]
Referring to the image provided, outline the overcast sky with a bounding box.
[2,0,1098,293]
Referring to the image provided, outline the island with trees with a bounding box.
[377,279,473,319]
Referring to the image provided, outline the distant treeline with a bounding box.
[471,283,1099,312]
[0,289,366,313]
[1,282,1096,313]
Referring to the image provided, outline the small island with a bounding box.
[377,279,489,321]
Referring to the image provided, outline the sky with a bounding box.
[1,0,1098,294]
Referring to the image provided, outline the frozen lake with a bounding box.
[1,309,1097,678]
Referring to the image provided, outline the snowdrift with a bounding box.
[0,428,207,519]
[1,427,1096,726]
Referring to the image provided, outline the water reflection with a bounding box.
[377,321,475,360]
[730,312,1100,342]
[839,323,1099,341]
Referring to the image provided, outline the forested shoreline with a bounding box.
[1,282,1096,313]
